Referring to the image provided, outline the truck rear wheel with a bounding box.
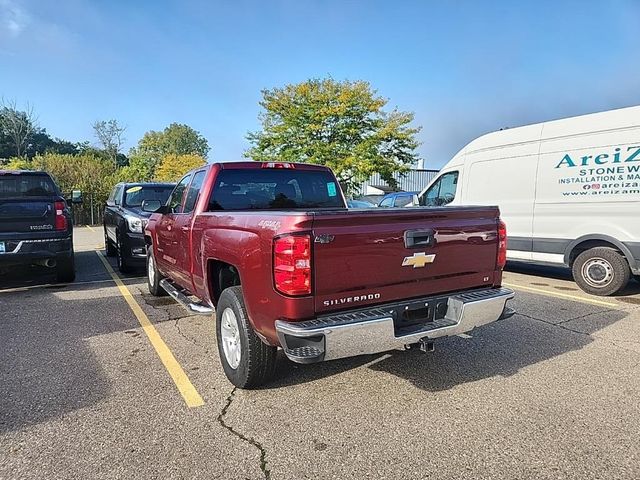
[216,286,277,389]
[572,247,630,296]
[146,248,167,296]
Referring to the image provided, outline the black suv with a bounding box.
[0,170,79,282]
[103,182,175,272]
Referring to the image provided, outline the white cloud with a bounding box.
[0,0,30,38]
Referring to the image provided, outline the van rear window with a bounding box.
[0,173,57,198]
[208,168,345,210]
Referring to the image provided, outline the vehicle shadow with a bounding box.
[0,250,143,433]
[506,262,640,297]
[268,309,627,391]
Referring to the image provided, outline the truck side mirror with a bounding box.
[71,190,83,204]
[141,199,162,213]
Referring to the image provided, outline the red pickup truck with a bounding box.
[144,162,514,388]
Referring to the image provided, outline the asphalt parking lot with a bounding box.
[1,227,640,480]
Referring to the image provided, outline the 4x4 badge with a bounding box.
[402,252,436,268]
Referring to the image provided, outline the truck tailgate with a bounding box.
[0,198,56,233]
[311,206,500,314]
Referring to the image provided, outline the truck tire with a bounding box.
[147,248,167,296]
[216,286,277,389]
[104,229,116,256]
[56,255,76,283]
[572,247,630,296]
[116,237,132,273]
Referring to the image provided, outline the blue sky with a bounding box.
[1,0,639,168]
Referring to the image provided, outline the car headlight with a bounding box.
[125,215,143,233]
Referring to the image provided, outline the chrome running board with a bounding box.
[159,279,213,316]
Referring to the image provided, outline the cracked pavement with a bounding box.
[1,227,640,479]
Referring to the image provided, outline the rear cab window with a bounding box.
[208,168,345,211]
[0,172,58,198]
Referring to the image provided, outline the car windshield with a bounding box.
[208,168,345,210]
[0,173,57,198]
[123,185,174,207]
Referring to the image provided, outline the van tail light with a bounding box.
[54,201,68,231]
[273,234,311,296]
[497,219,507,269]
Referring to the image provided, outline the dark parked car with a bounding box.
[378,191,419,208]
[103,182,175,272]
[0,170,80,282]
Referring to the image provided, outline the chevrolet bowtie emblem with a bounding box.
[402,252,436,268]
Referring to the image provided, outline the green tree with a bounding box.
[0,99,37,158]
[130,123,210,177]
[154,153,205,182]
[93,119,126,166]
[115,154,154,183]
[246,78,422,195]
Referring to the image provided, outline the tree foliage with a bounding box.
[154,154,205,182]
[130,123,210,177]
[93,119,126,166]
[0,99,37,158]
[30,153,117,200]
[246,78,422,195]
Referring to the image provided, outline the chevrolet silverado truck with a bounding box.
[0,170,78,282]
[144,162,514,388]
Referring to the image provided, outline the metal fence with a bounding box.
[66,192,105,226]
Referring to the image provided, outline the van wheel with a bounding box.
[56,255,76,283]
[572,247,630,296]
[216,286,277,389]
[147,248,167,296]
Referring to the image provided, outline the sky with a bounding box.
[1,0,639,169]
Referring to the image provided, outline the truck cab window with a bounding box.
[420,171,458,206]
[379,197,393,208]
[113,185,123,206]
[183,170,206,213]
[394,194,413,207]
[168,175,192,214]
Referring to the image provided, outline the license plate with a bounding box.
[0,242,5,253]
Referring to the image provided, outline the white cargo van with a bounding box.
[418,105,640,296]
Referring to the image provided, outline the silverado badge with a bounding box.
[402,252,436,268]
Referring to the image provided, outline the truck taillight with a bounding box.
[273,234,311,296]
[54,201,67,231]
[497,219,507,269]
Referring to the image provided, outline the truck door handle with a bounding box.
[404,229,435,248]
[180,226,189,232]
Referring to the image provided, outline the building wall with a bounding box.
[360,169,439,195]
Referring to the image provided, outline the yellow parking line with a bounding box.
[96,251,204,408]
[503,282,617,307]
[86,225,96,233]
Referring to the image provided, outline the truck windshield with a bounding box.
[124,185,174,207]
[208,168,345,210]
[0,173,57,198]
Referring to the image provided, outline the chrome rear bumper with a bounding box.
[275,287,515,364]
